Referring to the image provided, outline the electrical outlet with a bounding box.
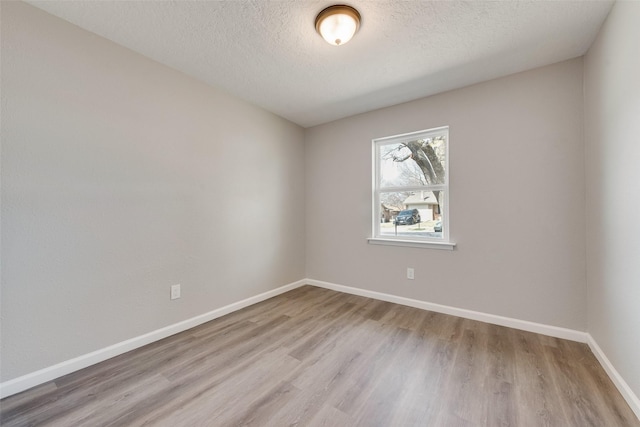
[407,268,414,280]
[170,284,181,300]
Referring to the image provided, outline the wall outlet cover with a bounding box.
[407,268,415,280]
[170,284,181,300]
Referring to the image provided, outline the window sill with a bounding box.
[367,238,456,250]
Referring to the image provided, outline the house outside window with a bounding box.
[370,126,454,250]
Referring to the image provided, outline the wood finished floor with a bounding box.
[1,285,638,426]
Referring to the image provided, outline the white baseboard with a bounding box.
[307,279,640,421]
[0,279,306,399]
[4,278,638,422]
[587,334,640,420]
[307,279,587,342]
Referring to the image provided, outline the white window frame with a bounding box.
[369,126,455,250]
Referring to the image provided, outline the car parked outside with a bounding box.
[433,221,442,232]
[395,209,421,225]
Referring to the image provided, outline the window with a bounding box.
[370,126,454,249]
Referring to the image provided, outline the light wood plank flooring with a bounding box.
[1,285,638,426]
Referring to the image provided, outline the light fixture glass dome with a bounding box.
[315,5,361,46]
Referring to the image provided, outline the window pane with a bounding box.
[379,190,444,239]
[379,137,446,188]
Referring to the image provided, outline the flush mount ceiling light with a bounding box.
[315,5,361,46]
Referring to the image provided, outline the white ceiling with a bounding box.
[27,0,613,128]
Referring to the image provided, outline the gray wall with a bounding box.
[1,2,305,382]
[305,58,586,330]
[584,1,640,400]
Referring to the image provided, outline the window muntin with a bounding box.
[373,127,449,244]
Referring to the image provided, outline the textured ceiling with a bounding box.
[27,0,613,128]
